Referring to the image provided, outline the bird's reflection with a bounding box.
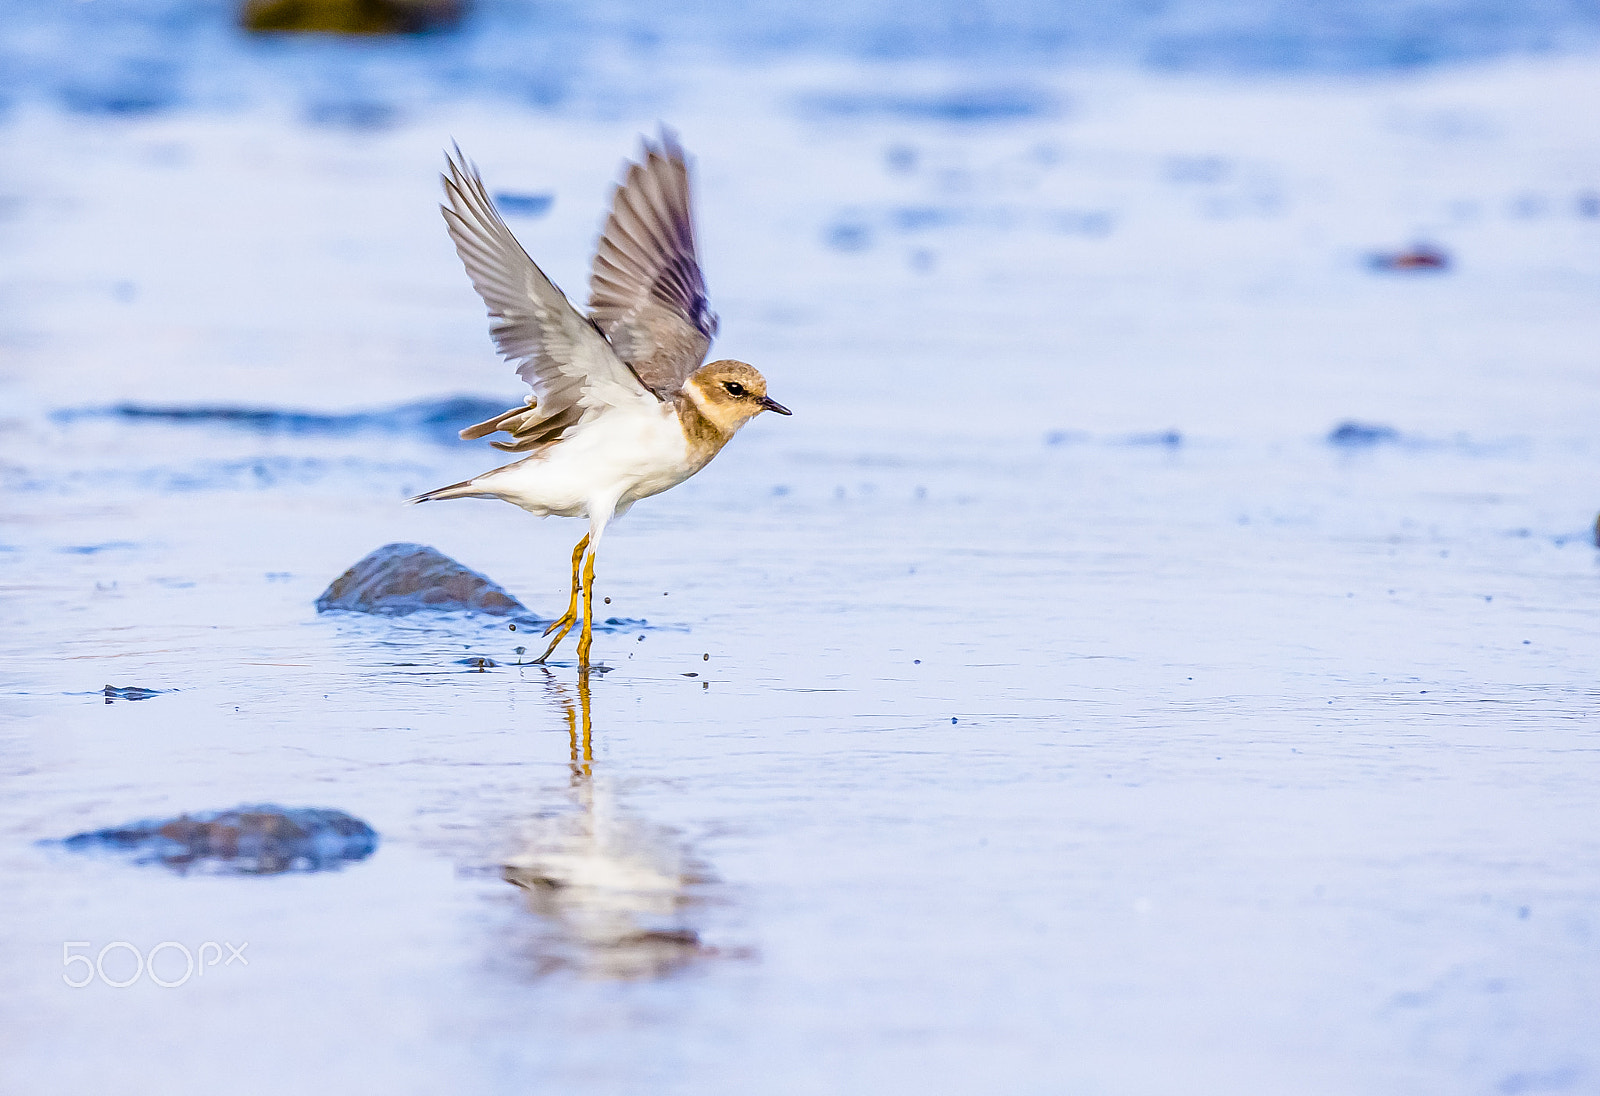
[563,666,594,783]
[502,669,719,979]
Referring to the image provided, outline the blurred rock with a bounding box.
[1367,243,1451,271]
[1328,421,1400,446]
[241,0,465,35]
[61,806,377,875]
[316,542,530,617]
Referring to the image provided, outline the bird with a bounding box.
[410,132,790,668]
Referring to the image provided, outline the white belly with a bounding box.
[473,405,701,519]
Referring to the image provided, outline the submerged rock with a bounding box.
[103,685,164,702]
[60,806,377,875]
[316,543,530,618]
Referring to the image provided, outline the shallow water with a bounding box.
[2,30,1600,1096]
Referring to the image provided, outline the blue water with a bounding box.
[4,0,1599,118]
[3,0,1598,1088]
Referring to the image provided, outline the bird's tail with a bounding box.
[408,477,491,505]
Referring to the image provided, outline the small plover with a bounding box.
[412,133,789,667]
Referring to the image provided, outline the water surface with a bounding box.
[2,32,1599,1096]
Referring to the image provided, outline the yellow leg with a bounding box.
[534,533,589,664]
[576,549,597,668]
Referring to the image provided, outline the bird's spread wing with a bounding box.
[442,146,653,451]
[587,129,718,399]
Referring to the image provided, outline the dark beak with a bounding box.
[758,396,792,416]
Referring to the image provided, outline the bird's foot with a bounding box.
[533,612,577,663]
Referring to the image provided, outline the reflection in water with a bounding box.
[502,670,721,979]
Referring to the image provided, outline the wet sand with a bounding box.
[2,48,1599,1096]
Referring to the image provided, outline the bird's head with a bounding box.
[684,360,791,433]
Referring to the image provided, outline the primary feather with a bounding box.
[587,129,719,400]
[440,145,654,452]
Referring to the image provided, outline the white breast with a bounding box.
[475,403,698,518]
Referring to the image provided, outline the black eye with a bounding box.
[723,382,747,398]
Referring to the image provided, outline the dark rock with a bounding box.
[317,543,531,618]
[1367,243,1450,272]
[59,806,377,874]
[241,0,465,35]
[103,685,164,703]
[1328,421,1400,446]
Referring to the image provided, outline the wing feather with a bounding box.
[587,129,718,398]
[441,146,652,449]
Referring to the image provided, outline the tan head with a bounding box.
[683,360,791,434]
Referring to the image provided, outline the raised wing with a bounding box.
[441,146,653,451]
[587,130,718,399]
